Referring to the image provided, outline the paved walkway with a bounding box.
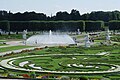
[0,47,40,56]
[0,40,44,56]
[0,41,24,48]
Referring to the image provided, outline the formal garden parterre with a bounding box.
[0,44,120,80]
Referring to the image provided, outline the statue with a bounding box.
[85,34,90,47]
[23,30,27,44]
[106,29,110,41]
[105,29,111,45]
[23,30,27,40]
[77,29,80,35]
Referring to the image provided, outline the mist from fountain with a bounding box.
[26,30,75,46]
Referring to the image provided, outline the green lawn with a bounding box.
[76,35,84,38]
[0,44,7,46]
[0,44,120,79]
[0,40,7,42]
[0,34,22,39]
[0,45,33,52]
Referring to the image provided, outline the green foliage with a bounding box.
[1,10,120,22]
[0,34,22,39]
[109,20,120,30]
[0,21,8,31]
[0,21,104,32]
[0,45,120,79]
[0,19,119,32]
[111,34,120,42]
[85,21,104,31]
[79,76,88,80]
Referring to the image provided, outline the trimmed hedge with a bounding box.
[85,21,104,31]
[0,21,104,32]
[109,20,120,30]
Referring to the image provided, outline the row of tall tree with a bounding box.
[1,9,120,22]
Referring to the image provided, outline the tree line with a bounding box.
[0,9,120,22]
[0,9,120,32]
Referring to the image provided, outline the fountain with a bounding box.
[49,30,52,35]
[26,30,75,46]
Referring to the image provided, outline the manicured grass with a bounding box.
[12,54,111,72]
[0,45,33,52]
[0,34,22,39]
[76,35,84,38]
[46,45,120,54]
[0,44,7,46]
[0,40,7,46]
[111,34,120,42]
[0,45,120,79]
[0,32,120,79]
[94,40,104,42]
[0,40,7,42]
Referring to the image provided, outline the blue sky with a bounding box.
[0,0,119,16]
